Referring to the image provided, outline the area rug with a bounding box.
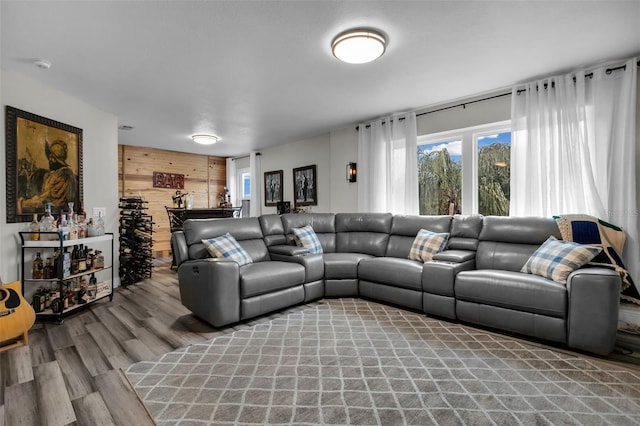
[125,299,640,425]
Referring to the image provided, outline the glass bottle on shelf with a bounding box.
[43,257,54,279]
[71,245,79,275]
[32,252,44,279]
[39,202,56,236]
[86,248,94,270]
[60,214,69,240]
[94,250,105,269]
[29,213,40,241]
[78,244,87,272]
[68,213,79,240]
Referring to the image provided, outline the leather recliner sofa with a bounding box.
[172,213,621,355]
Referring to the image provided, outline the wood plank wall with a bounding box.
[118,145,227,257]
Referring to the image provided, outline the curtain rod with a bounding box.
[516,61,640,95]
[231,152,261,161]
[356,92,510,131]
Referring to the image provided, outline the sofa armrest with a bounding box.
[422,259,476,296]
[171,231,189,267]
[270,252,324,282]
[432,250,475,263]
[566,267,621,355]
[177,258,241,327]
[268,244,311,256]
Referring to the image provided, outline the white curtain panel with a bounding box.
[225,157,237,208]
[249,151,262,217]
[511,57,638,287]
[357,112,419,214]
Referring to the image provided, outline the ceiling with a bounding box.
[2,1,639,157]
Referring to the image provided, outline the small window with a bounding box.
[418,138,462,215]
[241,172,251,199]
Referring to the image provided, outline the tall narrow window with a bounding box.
[477,132,511,216]
[417,138,462,215]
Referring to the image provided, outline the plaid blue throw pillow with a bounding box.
[521,236,601,284]
[408,229,449,262]
[202,233,253,266]
[292,225,323,254]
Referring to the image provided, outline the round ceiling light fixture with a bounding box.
[191,134,219,145]
[34,59,52,70]
[332,29,386,64]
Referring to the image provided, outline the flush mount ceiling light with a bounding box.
[332,29,386,64]
[33,59,52,69]
[191,134,219,145]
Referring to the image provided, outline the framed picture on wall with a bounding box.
[5,106,83,223]
[264,169,283,206]
[293,164,317,208]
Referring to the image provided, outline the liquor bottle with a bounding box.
[86,248,94,270]
[68,214,79,240]
[32,292,42,313]
[32,252,44,279]
[88,273,97,300]
[39,203,55,236]
[94,250,105,269]
[29,213,40,241]
[59,214,69,240]
[43,257,54,279]
[87,218,98,237]
[52,248,60,278]
[71,245,79,275]
[78,244,87,272]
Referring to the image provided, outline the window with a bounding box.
[237,168,251,202]
[477,132,510,216]
[417,121,511,216]
[417,138,462,215]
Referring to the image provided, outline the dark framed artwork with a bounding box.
[264,169,283,207]
[293,164,317,208]
[5,106,83,223]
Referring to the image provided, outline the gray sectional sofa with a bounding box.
[172,213,621,355]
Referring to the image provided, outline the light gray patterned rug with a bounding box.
[125,299,640,425]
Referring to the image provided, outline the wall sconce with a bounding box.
[346,162,357,182]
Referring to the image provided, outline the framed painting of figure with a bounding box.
[293,165,317,208]
[264,170,283,207]
[5,106,83,223]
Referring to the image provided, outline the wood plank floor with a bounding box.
[0,259,241,426]
[2,258,639,425]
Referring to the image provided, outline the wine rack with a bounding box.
[119,197,154,285]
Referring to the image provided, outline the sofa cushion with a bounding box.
[521,236,601,284]
[240,262,305,298]
[202,234,253,266]
[455,270,567,318]
[358,257,423,291]
[408,229,449,262]
[386,215,452,258]
[323,253,373,279]
[281,213,336,252]
[292,225,323,254]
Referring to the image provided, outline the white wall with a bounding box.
[416,91,511,135]
[0,69,120,286]
[329,126,358,213]
[260,133,331,213]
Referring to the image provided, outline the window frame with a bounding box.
[417,120,511,215]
